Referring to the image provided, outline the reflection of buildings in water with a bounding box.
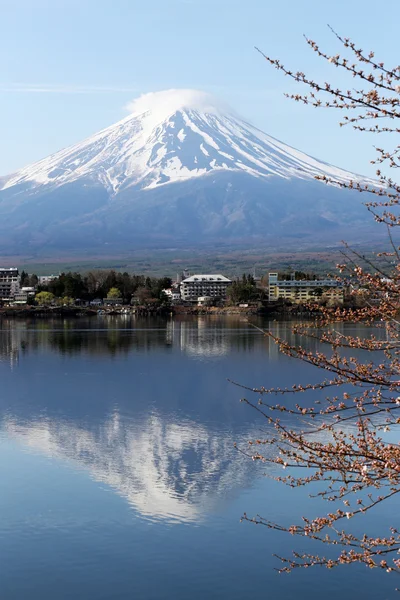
[4,412,258,524]
[0,322,28,368]
[0,318,378,364]
[267,320,373,360]
[0,316,266,360]
[166,319,230,358]
[265,321,307,360]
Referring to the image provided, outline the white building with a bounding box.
[163,288,181,302]
[12,287,37,306]
[197,296,213,307]
[38,275,58,286]
[21,286,36,295]
[0,268,20,301]
[12,292,29,305]
[180,274,231,303]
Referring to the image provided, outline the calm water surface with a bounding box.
[0,316,396,599]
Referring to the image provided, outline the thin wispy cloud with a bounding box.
[0,83,141,94]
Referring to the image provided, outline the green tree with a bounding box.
[29,274,39,287]
[59,296,74,306]
[153,277,173,299]
[20,270,29,286]
[35,291,55,305]
[107,287,121,299]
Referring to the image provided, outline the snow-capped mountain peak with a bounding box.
[0,88,374,196]
[0,89,380,256]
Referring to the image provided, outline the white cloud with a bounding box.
[125,88,234,117]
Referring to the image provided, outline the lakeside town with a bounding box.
[0,266,354,316]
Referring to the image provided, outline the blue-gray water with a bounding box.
[0,316,396,599]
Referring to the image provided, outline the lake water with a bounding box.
[0,316,396,599]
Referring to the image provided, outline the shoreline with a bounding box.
[0,304,325,319]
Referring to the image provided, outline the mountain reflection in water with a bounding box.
[4,411,260,524]
[1,316,395,600]
[0,316,375,525]
[0,316,273,524]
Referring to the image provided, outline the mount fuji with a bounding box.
[0,89,377,255]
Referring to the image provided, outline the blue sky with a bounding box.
[1,0,398,176]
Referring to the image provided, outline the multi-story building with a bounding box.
[268,272,344,304]
[0,268,20,302]
[11,287,36,306]
[180,274,232,302]
[38,275,58,286]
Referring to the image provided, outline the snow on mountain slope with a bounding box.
[0,89,382,255]
[0,89,375,195]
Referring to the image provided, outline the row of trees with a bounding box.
[37,271,172,304]
[227,274,262,304]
